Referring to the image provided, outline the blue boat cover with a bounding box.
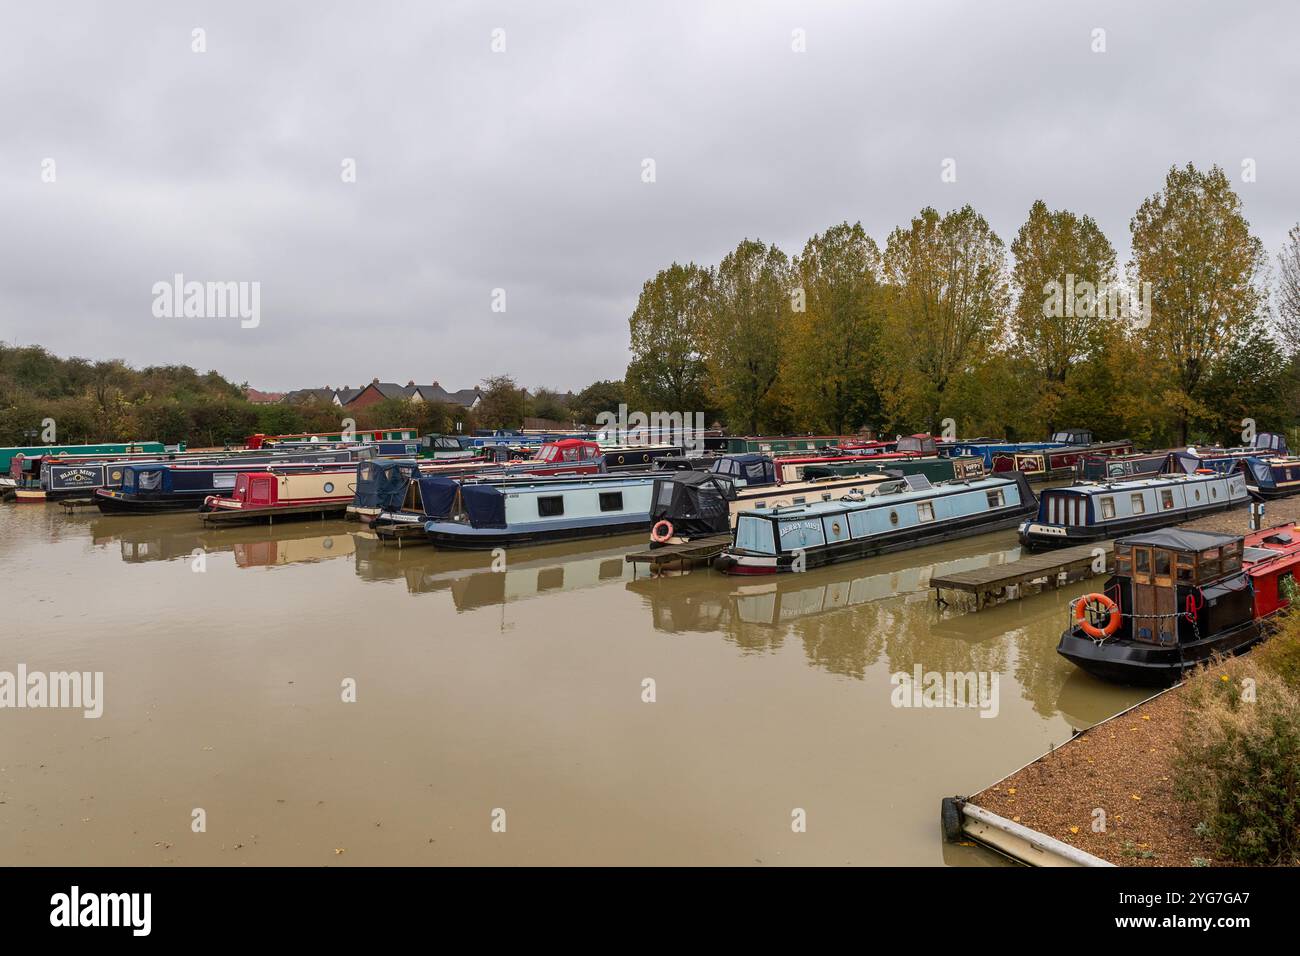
[417,476,461,518]
[461,484,506,528]
[354,460,420,509]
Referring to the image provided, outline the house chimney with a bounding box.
[407,380,415,387]
[372,377,379,384]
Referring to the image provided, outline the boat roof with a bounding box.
[1051,473,1227,494]
[736,475,1009,519]
[1119,529,1241,551]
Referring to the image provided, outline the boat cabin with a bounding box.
[708,454,776,487]
[895,434,939,456]
[534,439,604,464]
[1050,429,1093,445]
[1109,530,1249,646]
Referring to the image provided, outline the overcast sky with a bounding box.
[2,1,1297,393]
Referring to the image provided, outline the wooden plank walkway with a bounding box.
[625,534,731,573]
[932,541,1114,609]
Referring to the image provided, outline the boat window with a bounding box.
[1161,489,1175,510]
[917,501,935,522]
[986,490,1004,508]
[792,496,806,505]
[1100,496,1115,519]
[1117,550,1132,575]
[821,493,832,501]
[1176,555,1195,583]
[1154,550,1172,576]
[538,495,564,517]
[656,482,674,507]
[754,501,767,510]
[736,515,776,554]
[1130,493,1145,514]
[1134,547,1151,574]
[599,492,623,512]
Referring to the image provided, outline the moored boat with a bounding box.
[1057,525,1300,684]
[1018,471,1249,550]
[200,467,358,521]
[1080,450,1170,481]
[419,474,658,549]
[713,472,1037,574]
[647,467,898,547]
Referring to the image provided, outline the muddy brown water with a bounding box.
[1,502,1149,865]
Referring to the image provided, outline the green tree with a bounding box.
[570,379,626,427]
[476,375,526,429]
[785,222,884,433]
[625,262,712,413]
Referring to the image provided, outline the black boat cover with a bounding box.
[650,471,734,537]
[1120,529,1240,551]
[461,484,507,528]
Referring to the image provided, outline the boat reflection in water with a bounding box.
[628,530,1150,720]
[81,514,356,568]
[353,531,635,609]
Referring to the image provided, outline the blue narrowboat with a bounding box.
[1080,451,1171,481]
[1018,472,1249,550]
[95,453,361,514]
[713,472,1036,574]
[1237,455,1300,500]
[417,474,657,549]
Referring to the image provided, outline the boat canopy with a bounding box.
[708,454,774,485]
[651,471,734,537]
[354,459,420,510]
[1050,429,1093,445]
[461,484,507,528]
[416,476,461,518]
[895,434,938,455]
[1120,528,1240,551]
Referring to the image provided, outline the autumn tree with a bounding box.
[703,239,792,434]
[785,222,884,433]
[1277,224,1300,357]
[877,206,1010,433]
[1009,200,1118,434]
[1130,164,1266,444]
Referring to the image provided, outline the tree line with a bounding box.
[625,163,1300,447]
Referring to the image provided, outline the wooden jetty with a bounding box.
[58,498,98,511]
[932,541,1114,609]
[625,534,731,574]
[200,501,349,526]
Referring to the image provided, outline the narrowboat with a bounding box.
[598,443,684,471]
[246,427,417,449]
[801,454,984,484]
[990,438,1134,481]
[0,441,171,476]
[419,434,481,461]
[647,467,897,547]
[1080,451,1170,481]
[713,435,857,455]
[713,472,1037,574]
[1238,455,1300,499]
[1018,472,1249,550]
[348,459,426,523]
[419,474,658,549]
[1057,525,1300,684]
[94,455,360,514]
[33,448,366,503]
[200,467,358,520]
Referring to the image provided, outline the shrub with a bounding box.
[1173,654,1300,865]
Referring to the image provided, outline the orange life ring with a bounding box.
[1075,592,1120,639]
[651,520,674,543]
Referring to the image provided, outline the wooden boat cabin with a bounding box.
[714,472,1036,574]
[420,474,658,549]
[1057,526,1300,684]
[202,468,357,518]
[1018,472,1249,550]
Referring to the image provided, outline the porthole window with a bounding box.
[324,482,335,493]
[889,510,899,525]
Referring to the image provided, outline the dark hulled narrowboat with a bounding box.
[1018,472,1249,550]
[1057,526,1300,684]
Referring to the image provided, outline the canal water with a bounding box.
[1,503,1147,865]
